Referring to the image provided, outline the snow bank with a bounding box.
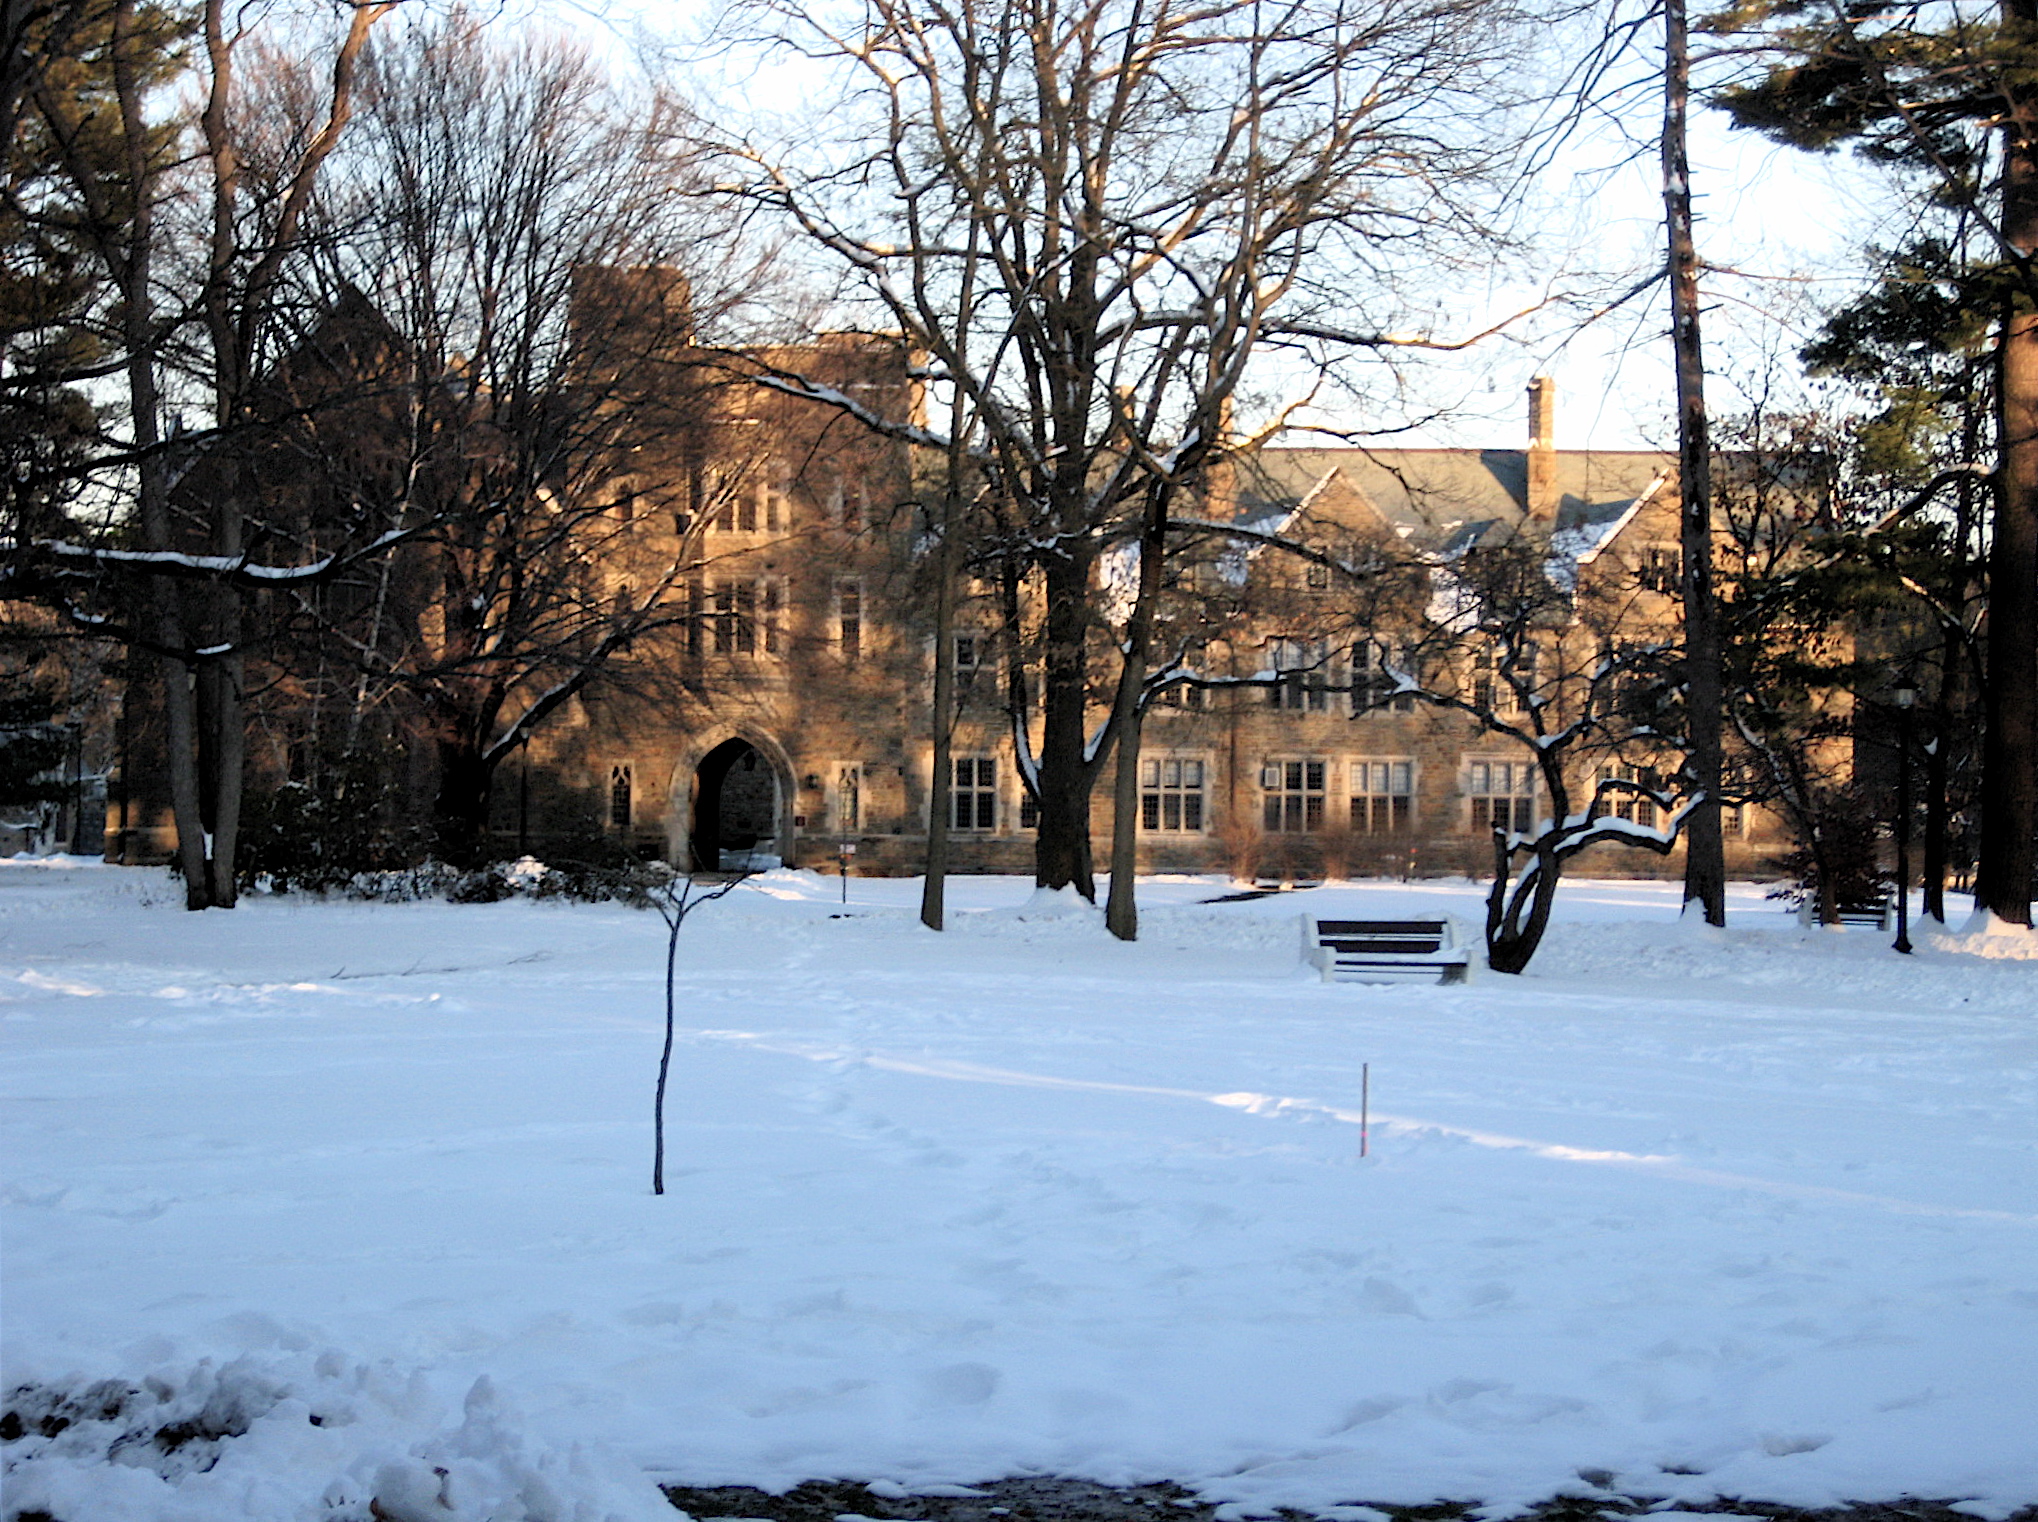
[3,1355,672,1522]
[1929,910,2038,959]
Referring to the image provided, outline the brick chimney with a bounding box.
[1525,374,1558,524]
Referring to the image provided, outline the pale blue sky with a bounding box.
[535,0,1908,454]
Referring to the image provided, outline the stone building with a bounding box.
[524,368,1798,881]
[101,284,1805,883]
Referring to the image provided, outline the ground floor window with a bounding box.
[609,763,633,829]
[1262,758,1326,833]
[1467,758,1536,833]
[951,756,997,831]
[1141,758,1206,832]
[1349,758,1413,833]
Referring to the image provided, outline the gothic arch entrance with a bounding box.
[690,737,782,872]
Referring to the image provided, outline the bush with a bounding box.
[236,758,432,895]
[239,762,684,905]
[1767,785,1891,918]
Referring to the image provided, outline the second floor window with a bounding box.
[1262,758,1325,833]
[761,578,784,656]
[1352,640,1417,714]
[832,476,865,531]
[684,578,706,655]
[710,474,759,533]
[711,580,757,654]
[1637,544,1680,593]
[1471,641,1538,715]
[1268,637,1330,712]
[837,580,862,660]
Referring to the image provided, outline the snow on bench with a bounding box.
[1795,894,1894,931]
[1302,914,1474,984]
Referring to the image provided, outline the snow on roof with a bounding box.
[1238,445,1676,545]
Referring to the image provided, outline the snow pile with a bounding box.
[4,867,2036,1520]
[3,1357,671,1522]
[1927,910,2038,960]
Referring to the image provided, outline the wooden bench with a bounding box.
[1796,895,1894,930]
[1302,915,1474,984]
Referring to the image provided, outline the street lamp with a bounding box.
[1893,682,1916,954]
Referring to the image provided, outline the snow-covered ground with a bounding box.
[3,860,2035,1522]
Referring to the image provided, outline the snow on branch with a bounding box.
[16,525,422,588]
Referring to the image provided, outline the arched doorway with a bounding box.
[692,737,781,871]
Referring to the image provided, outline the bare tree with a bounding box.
[299,16,759,864]
[646,866,751,1196]
[1362,533,1689,971]
[14,0,395,907]
[1663,0,1726,926]
[722,0,1535,924]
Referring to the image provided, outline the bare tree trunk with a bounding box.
[1924,620,1963,922]
[1105,483,1171,941]
[920,484,960,931]
[1103,680,1143,939]
[1979,30,2038,924]
[1034,548,1097,898]
[1928,399,1985,922]
[105,0,209,907]
[203,653,244,906]
[1665,0,1726,927]
[1487,842,1566,975]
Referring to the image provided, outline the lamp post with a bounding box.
[1893,683,1915,954]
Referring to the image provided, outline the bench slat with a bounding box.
[1303,912,1472,985]
[1326,939,1444,955]
[1316,920,1447,935]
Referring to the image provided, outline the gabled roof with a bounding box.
[1236,445,1675,546]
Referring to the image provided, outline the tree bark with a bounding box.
[1979,23,2038,924]
[920,484,960,931]
[1928,396,1986,923]
[1486,842,1566,975]
[1665,0,1727,927]
[1033,547,1098,898]
[106,0,209,908]
[1105,481,1173,941]
[1923,623,1961,922]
